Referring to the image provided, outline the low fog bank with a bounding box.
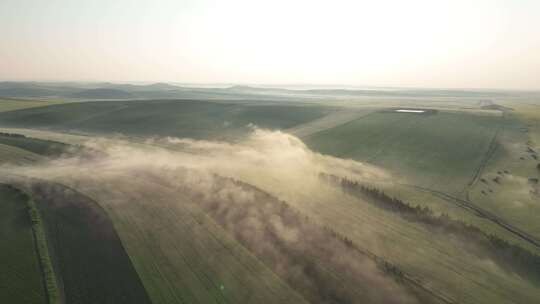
[4,128,393,200]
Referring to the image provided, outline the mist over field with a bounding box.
[5,128,389,198]
[1,129,421,303]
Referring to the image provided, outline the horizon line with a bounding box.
[1,79,539,93]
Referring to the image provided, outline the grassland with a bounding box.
[0,184,46,304]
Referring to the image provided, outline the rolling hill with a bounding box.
[67,88,135,99]
[0,99,331,140]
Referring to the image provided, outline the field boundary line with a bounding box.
[462,111,505,199]
[463,127,500,193]
[405,184,540,249]
[23,190,61,304]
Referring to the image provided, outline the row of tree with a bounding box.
[0,132,26,138]
[320,173,540,284]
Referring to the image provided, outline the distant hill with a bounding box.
[0,82,79,98]
[0,82,60,97]
[68,88,134,99]
[143,82,180,90]
[0,87,58,98]
[226,85,289,93]
[0,81,533,100]
[98,82,181,92]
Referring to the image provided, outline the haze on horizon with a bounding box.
[1,0,539,90]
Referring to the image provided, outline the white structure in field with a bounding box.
[395,109,425,113]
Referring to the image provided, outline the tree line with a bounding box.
[0,132,26,138]
[320,173,540,284]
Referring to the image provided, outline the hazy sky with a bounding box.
[1,0,539,89]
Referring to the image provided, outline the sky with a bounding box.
[1,0,539,90]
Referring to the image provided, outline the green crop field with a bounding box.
[0,130,151,304]
[23,181,152,304]
[0,134,72,158]
[0,99,64,113]
[302,106,540,252]
[0,142,43,165]
[0,184,47,304]
[8,125,537,304]
[51,174,310,304]
[0,99,331,140]
[233,170,540,304]
[0,133,307,304]
[0,132,418,303]
[466,105,540,239]
[305,110,503,196]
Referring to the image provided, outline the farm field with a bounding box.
[0,134,310,304]
[0,92,539,304]
[0,166,153,304]
[466,105,540,239]
[215,156,540,304]
[1,125,539,304]
[20,181,152,304]
[286,108,375,138]
[0,133,72,158]
[501,100,540,147]
[0,99,332,141]
[0,98,64,113]
[305,110,503,196]
[0,142,43,165]
[11,159,437,304]
[0,184,47,304]
[0,136,155,303]
[303,104,540,248]
[61,176,311,304]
